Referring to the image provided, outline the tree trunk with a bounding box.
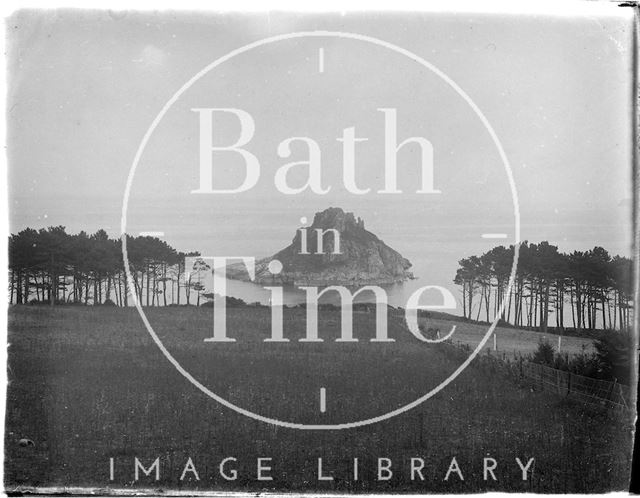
[163,264,168,307]
[575,284,582,332]
[186,276,191,306]
[93,276,98,305]
[123,272,129,307]
[176,267,181,305]
[461,282,467,319]
[146,264,150,306]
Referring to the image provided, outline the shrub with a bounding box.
[566,352,601,379]
[528,332,633,385]
[532,340,555,366]
[28,298,66,305]
[593,330,633,384]
[418,323,440,340]
[200,296,247,308]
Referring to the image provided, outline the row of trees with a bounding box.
[8,228,635,334]
[454,241,634,332]
[8,226,209,307]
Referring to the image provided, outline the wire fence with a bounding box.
[520,360,632,410]
[444,340,634,412]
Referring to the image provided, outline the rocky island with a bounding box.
[226,207,414,286]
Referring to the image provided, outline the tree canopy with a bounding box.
[454,241,633,332]
[8,227,634,334]
[8,226,202,307]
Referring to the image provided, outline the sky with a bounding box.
[6,8,635,301]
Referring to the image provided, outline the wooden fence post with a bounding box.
[539,363,544,390]
[558,335,562,352]
[519,358,524,377]
[618,384,629,409]
[607,378,618,403]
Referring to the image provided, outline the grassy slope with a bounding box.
[425,317,594,359]
[4,306,633,493]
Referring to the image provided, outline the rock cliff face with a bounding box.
[227,207,413,286]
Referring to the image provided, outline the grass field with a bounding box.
[422,317,594,359]
[4,306,633,493]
